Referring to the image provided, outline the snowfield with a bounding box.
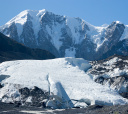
[0,58,128,108]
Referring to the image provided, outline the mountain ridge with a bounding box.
[0,9,128,60]
[0,32,55,62]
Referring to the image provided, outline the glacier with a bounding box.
[0,58,128,108]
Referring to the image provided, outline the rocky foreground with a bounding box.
[0,102,128,114]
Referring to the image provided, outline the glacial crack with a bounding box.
[46,74,51,95]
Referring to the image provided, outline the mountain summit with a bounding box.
[0,9,128,60]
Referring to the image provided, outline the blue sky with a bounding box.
[0,0,128,26]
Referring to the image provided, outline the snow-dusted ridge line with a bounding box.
[1,9,128,60]
[4,9,47,37]
[0,58,128,108]
[6,9,46,25]
[0,9,107,47]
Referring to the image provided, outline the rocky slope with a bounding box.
[0,32,55,62]
[0,9,128,60]
[87,55,128,98]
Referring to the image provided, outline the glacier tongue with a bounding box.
[0,58,128,108]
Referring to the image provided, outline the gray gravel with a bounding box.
[0,102,128,114]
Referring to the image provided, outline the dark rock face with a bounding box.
[20,14,37,48]
[38,29,60,57]
[0,83,3,88]
[97,22,125,60]
[89,55,128,76]
[2,22,19,42]
[120,92,128,99]
[95,75,128,93]
[76,38,97,60]
[100,39,128,60]
[19,86,49,107]
[0,32,55,63]
[88,55,128,98]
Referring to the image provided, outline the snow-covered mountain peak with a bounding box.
[115,21,123,24]
[37,9,47,16]
[6,9,47,25]
[0,9,128,60]
[6,10,29,26]
[3,9,49,27]
[110,21,124,27]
